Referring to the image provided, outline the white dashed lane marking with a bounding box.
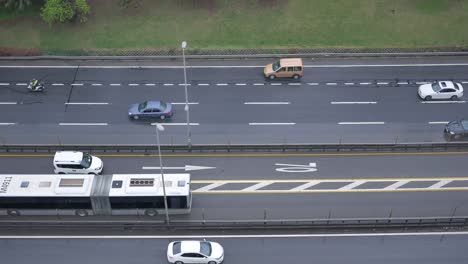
[0,83,10,85]
[15,83,27,86]
[65,102,109,105]
[150,123,200,126]
[331,102,377,105]
[244,102,290,105]
[0,123,16,125]
[235,83,246,86]
[128,84,139,86]
[326,83,337,85]
[91,83,102,86]
[110,83,121,86]
[59,123,108,126]
[338,122,385,125]
[197,83,209,86]
[249,123,296,125]
[216,83,228,86]
[428,121,449,124]
[307,83,319,85]
[52,83,64,86]
[171,102,199,105]
[253,83,265,86]
[145,83,156,86]
[71,83,83,86]
[163,83,174,86]
[344,83,355,85]
[0,102,17,105]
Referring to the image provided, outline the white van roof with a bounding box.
[54,151,84,164]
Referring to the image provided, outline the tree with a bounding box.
[1,0,32,11]
[74,0,90,23]
[41,0,75,26]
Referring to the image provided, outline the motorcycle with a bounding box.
[27,79,45,92]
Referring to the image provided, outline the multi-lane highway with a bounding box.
[2,151,467,219]
[1,57,468,144]
[1,232,468,264]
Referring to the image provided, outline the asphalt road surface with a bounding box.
[1,57,468,144]
[1,152,468,219]
[1,232,467,264]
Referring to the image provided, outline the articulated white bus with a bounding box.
[0,173,191,217]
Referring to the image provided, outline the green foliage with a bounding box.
[1,0,32,11]
[75,0,90,23]
[41,0,75,25]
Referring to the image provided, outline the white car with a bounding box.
[53,151,103,174]
[418,81,463,100]
[167,240,224,264]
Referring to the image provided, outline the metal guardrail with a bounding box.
[1,143,468,154]
[0,216,466,230]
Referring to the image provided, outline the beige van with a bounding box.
[264,58,303,80]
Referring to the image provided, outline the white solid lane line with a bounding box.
[59,123,108,126]
[3,231,468,239]
[171,102,199,105]
[150,123,199,126]
[0,123,16,125]
[421,101,466,104]
[244,102,290,105]
[428,121,449,124]
[249,123,296,125]
[0,102,17,105]
[65,102,109,105]
[331,102,377,105]
[338,122,385,125]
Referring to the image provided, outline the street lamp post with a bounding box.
[155,124,170,225]
[181,41,192,149]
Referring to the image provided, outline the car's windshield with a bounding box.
[199,242,212,256]
[172,242,181,254]
[431,83,442,92]
[138,101,148,112]
[160,102,167,110]
[272,61,281,71]
[81,153,92,169]
[461,120,468,130]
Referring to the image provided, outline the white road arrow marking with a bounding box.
[142,165,216,171]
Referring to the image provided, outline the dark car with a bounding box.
[128,101,173,120]
[445,119,468,139]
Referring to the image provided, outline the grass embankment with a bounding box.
[0,0,467,54]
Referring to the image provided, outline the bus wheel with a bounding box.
[7,210,19,216]
[145,209,157,216]
[75,209,88,217]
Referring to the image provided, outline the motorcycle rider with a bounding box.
[29,78,43,91]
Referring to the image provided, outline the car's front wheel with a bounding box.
[451,95,458,100]
[208,261,217,264]
[292,74,300,79]
[268,75,276,80]
[424,95,432,100]
[133,115,139,120]
[175,261,184,264]
[160,115,166,120]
